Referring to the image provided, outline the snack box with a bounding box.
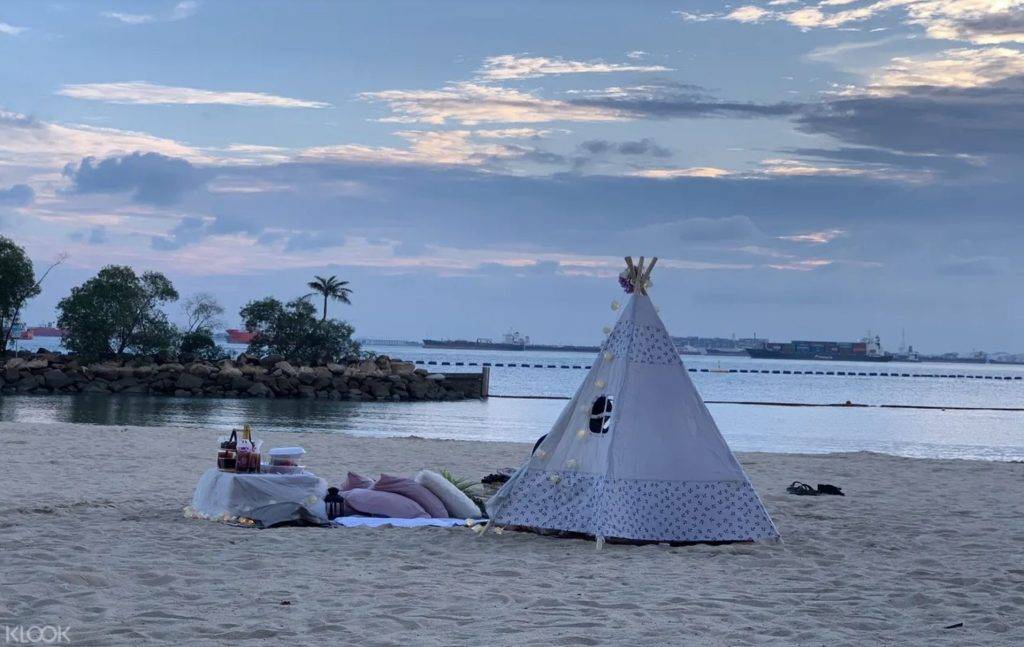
[268,446,306,467]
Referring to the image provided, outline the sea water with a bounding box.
[1,343,1022,461]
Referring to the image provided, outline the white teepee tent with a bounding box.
[486,257,779,543]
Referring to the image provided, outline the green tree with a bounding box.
[0,236,40,351]
[240,296,359,364]
[306,275,352,321]
[57,266,179,361]
[178,292,225,360]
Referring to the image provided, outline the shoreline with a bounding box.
[3,421,1023,645]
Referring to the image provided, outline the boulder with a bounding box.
[109,377,140,393]
[218,366,243,382]
[174,373,205,391]
[426,373,446,381]
[259,354,285,368]
[343,359,384,379]
[391,361,416,375]
[229,376,254,392]
[247,383,272,398]
[297,366,317,385]
[5,357,26,370]
[43,369,71,389]
[24,358,49,370]
[326,363,346,375]
[188,363,215,377]
[240,364,266,377]
[273,361,298,378]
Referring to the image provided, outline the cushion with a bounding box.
[341,488,429,519]
[414,470,481,519]
[372,474,449,518]
[340,471,374,492]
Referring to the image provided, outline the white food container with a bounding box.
[268,446,306,466]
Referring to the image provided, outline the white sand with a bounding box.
[1,421,1022,646]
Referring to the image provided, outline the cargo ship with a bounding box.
[747,334,892,362]
[226,329,255,344]
[423,330,599,353]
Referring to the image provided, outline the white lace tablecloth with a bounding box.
[190,468,328,527]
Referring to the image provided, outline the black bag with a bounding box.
[817,483,845,496]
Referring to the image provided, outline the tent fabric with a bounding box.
[486,291,779,543]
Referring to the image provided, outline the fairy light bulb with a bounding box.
[536,449,547,459]
[611,300,620,311]
[595,379,606,388]
[576,428,587,439]
[602,326,612,335]
[566,458,578,469]
[548,474,561,484]
[603,351,613,361]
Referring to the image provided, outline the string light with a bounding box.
[566,458,578,469]
[611,300,620,311]
[548,473,562,484]
[603,351,613,361]
[595,379,606,388]
[602,325,612,335]
[536,449,547,459]
[576,428,587,439]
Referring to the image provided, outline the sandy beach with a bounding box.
[1,421,1022,646]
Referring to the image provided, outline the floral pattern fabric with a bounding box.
[602,320,681,366]
[490,470,779,542]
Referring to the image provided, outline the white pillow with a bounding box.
[414,470,481,519]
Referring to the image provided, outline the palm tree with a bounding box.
[307,275,352,321]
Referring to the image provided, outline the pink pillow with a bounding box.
[341,488,429,519]
[340,471,374,492]
[372,474,449,518]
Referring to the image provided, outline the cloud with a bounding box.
[579,138,671,157]
[59,81,329,108]
[0,184,34,206]
[0,22,26,35]
[103,1,198,24]
[937,255,1012,275]
[628,167,732,178]
[477,54,671,80]
[648,215,764,242]
[718,1,1024,45]
[758,158,872,177]
[360,82,627,125]
[867,47,1024,91]
[796,79,1024,156]
[626,50,648,60]
[726,6,772,23]
[299,130,556,167]
[62,152,207,205]
[778,229,847,244]
[282,231,348,252]
[0,110,206,167]
[70,226,109,245]
[568,83,802,119]
[151,216,208,250]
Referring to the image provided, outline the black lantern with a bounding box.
[324,487,344,520]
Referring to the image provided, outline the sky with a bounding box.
[1,0,1022,353]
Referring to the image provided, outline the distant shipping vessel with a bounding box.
[747,335,892,362]
[423,330,599,353]
[226,329,255,344]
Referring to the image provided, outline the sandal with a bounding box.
[786,481,819,496]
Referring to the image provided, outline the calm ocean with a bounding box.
[2,342,1022,461]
